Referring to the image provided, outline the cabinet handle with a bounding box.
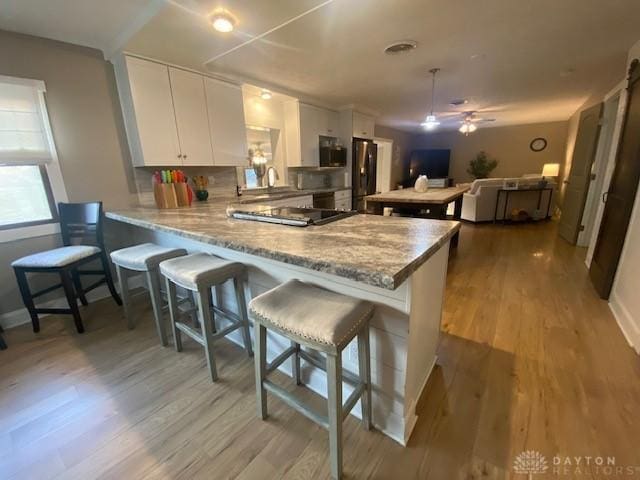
[183,154,188,160]
[177,154,183,159]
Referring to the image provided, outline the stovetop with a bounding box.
[230,206,356,227]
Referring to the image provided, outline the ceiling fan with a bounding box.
[455,111,496,135]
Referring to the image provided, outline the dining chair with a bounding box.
[11,202,122,334]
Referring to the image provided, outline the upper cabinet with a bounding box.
[205,78,248,166]
[168,67,213,166]
[115,55,248,167]
[285,101,340,167]
[122,56,181,166]
[352,111,375,139]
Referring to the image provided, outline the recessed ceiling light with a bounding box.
[211,11,235,33]
[384,40,417,55]
[260,89,272,100]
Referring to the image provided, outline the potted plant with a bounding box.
[467,151,498,179]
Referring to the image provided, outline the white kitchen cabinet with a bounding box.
[205,78,249,166]
[285,102,340,167]
[123,56,181,166]
[352,111,375,139]
[169,67,213,166]
[334,189,352,210]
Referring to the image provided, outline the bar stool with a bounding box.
[110,243,186,345]
[249,279,374,480]
[159,253,253,381]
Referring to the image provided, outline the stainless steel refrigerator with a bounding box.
[352,139,378,212]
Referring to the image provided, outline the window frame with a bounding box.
[0,76,68,243]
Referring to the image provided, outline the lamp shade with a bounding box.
[542,163,560,177]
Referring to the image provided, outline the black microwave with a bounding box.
[319,145,347,167]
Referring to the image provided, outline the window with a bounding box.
[0,75,67,241]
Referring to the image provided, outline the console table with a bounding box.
[494,187,553,223]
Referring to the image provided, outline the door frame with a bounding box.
[578,85,623,247]
[585,80,629,266]
[373,137,394,193]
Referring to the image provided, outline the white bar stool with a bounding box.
[110,243,187,345]
[159,253,253,382]
[249,279,374,480]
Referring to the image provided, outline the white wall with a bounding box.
[609,39,640,353]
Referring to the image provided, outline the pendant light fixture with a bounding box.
[421,68,441,130]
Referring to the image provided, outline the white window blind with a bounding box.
[0,75,52,165]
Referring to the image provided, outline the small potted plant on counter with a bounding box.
[192,175,209,201]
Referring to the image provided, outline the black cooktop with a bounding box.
[231,206,356,227]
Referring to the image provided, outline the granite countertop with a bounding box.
[105,202,459,290]
[240,187,351,204]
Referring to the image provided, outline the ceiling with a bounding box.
[2,0,639,131]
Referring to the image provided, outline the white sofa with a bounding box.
[461,176,556,222]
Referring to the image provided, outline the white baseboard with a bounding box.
[0,276,144,330]
[609,293,640,355]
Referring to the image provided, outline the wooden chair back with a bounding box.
[58,202,105,248]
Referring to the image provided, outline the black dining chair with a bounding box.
[11,202,122,334]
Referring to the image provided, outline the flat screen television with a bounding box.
[406,149,450,183]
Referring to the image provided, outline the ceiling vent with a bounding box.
[384,40,417,55]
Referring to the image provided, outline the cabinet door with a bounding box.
[168,67,213,165]
[325,109,339,136]
[335,198,352,211]
[205,78,249,166]
[353,112,375,139]
[299,104,320,167]
[125,57,181,166]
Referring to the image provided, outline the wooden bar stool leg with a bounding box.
[60,270,84,334]
[254,321,268,419]
[292,341,302,385]
[146,268,168,347]
[358,324,372,430]
[233,276,253,357]
[14,268,40,333]
[165,278,182,352]
[71,268,88,306]
[115,265,134,329]
[327,352,343,480]
[198,287,218,382]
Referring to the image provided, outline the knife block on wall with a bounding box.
[153,183,190,209]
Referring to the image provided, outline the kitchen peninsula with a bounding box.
[106,203,459,445]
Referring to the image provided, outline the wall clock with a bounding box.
[530,137,547,152]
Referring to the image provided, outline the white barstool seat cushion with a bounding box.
[249,279,374,348]
[11,246,101,268]
[111,243,186,271]
[159,253,244,291]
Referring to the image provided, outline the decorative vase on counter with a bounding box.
[195,189,209,201]
[414,175,429,192]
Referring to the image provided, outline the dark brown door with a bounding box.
[558,102,603,244]
[590,59,640,299]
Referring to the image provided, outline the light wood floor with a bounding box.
[2,220,639,479]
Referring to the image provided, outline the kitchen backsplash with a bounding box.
[133,166,348,206]
[134,166,238,206]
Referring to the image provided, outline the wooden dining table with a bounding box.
[365,185,470,247]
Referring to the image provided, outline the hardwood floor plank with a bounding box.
[1,221,639,479]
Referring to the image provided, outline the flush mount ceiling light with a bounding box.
[384,40,417,55]
[211,10,236,32]
[260,89,272,100]
[421,68,441,131]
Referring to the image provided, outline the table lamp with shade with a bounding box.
[541,163,560,187]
